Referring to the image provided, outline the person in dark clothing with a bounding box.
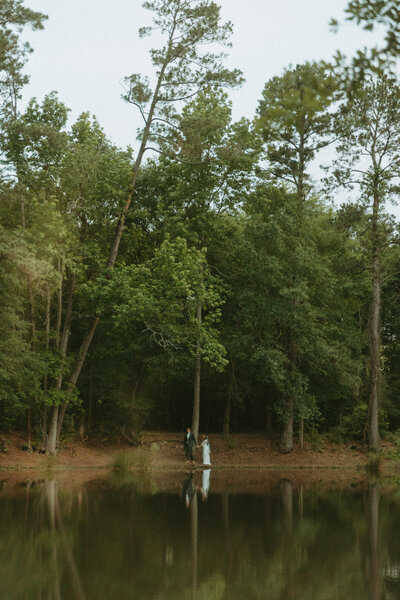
[182,427,197,463]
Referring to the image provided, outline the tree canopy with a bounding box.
[2,0,400,454]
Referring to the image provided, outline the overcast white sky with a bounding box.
[22,0,384,149]
[21,1,396,215]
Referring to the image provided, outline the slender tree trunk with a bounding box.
[368,191,381,452]
[280,341,296,453]
[223,394,231,439]
[48,406,59,457]
[87,357,94,433]
[53,59,171,447]
[56,316,99,444]
[280,396,294,453]
[55,257,63,350]
[191,299,202,442]
[27,405,32,450]
[20,196,37,338]
[223,360,236,438]
[299,417,304,449]
[42,285,51,446]
[21,195,36,449]
[47,274,76,455]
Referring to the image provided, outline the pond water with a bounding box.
[0,471,399,599]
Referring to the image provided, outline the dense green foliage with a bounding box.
[1,0,400,451]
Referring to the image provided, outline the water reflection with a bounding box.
[368,483,382,600]
[2,474,400,599]
[200,469,211,502]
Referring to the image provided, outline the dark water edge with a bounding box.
[1,470,400,600]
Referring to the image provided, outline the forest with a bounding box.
[1,0,400,456]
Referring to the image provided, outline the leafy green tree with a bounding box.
[110,237,226,369]
[344,1,400,60]
[0,93,70,444]
[255,63,339,451]
[47,114,133,453]
[330,1,400,86]
[233,187,364,450]
[0,0,46,119]
[136,88,258,437]
[87,237,227,437]
[0,223,48,427]
[256,62,338,200]
[57,0,243,451]
[327,76,400,451]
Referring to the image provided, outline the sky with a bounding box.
[22,0,384,149]
[20,0,394,214]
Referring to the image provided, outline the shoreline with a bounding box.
[0,431,398,475]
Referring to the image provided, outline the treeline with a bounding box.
[1,0,400,454]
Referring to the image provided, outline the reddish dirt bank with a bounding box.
[0,431,395,472]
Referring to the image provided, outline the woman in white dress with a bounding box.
[200,434,211,466]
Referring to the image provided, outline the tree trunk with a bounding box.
[368,192,381,452]
[53,59,171,447]
[280,341,296,453]
[56,316,98,444]
[87,357,94,433]
[280,396,294,453]
[223,360,236,438]
[55,257,63,349]
[20,196,36,338]
[299,417,304,449]
[48,406,59,457]
[47,273,76,455]
[223,394,231,439]
[42,285,51,446]
[191,299,202,442]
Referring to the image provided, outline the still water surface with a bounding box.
[0,471,399,599]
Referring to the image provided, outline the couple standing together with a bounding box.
[183,428,211,466]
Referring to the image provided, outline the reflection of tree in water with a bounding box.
[191,485,198,600]
[3,475,400,599]
[0,479,87,600]
[47,479,87,600]
[367,483,382,600]
[219,479,373,600]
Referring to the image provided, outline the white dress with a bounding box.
[201,438,211,465]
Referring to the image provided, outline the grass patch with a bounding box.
[109,449,150,471]
[366,452,383,476]
[109,450,135,471]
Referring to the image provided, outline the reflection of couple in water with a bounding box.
[182,428,211,466]
[182,469,211,507]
